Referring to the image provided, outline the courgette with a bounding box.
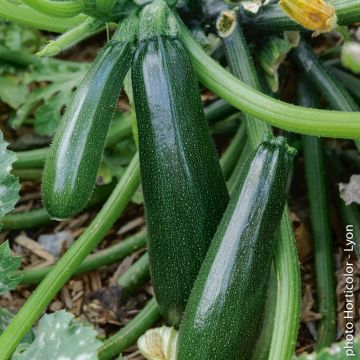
[132,0,229,326]
[178,135,295,360]
[42,17,138,220]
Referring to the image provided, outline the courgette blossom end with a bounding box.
[279,0,337,36]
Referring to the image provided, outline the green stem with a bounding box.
[325,65,360,102]
[14,113,132,169]
[0,46,88,69]
[210,113,240,136]
[270,210,301,359]
[37,18,107,57]
[0,0,86,32]
[3,181,117,230]
[219,120,246,180]
[14,148,49,169]
[292,38,360,150]
[21,230,146,284]
[299,80,337,349]
[243,0,360,31]
[2,208,50,230]
[227,138,251,194]
[292,39,359,112]
[138,0,176,41]
[98,298,161,360]
[251,268,277,360]
[20,0,82,18]
[178,18,360,138]
[303,136,337,349]
[204,98,236,124]
[117,252,150,294]
[217,9,269,145]
[0,153,140,360]
[217,12,300,360]
[12,168,42,181]
[319,46,342,59]
[0,47,41,67]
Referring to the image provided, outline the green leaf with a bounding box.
[294,336,360,359]
[0,132,21,294]
[0,131,20,225]
[0,242,22,294]
[0,308,35,344]
[12,310,102,360]
[10,62,87,134]
[34,91,73,136]
[0,21,87,136]
[0,21,41,53]
[0,76,28,108]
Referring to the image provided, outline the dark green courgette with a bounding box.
[42,17,138,220]
[132,0,229,326]
[178,135,295,360]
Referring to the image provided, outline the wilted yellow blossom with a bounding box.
[279,0,337,36]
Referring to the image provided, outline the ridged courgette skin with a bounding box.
[178,136,295,359]
[42,26,135,220]
[132,35,229,326]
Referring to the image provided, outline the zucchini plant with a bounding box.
[0,0,359,359]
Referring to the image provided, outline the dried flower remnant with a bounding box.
[279,0,337,36]
[138,326,178,360]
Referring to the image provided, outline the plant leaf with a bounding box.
[12,310,102,360]
[0,21,41,53]
[0,242,22,294]
[0,131,21,294]
[8,61,87,135]
[34,91,73,136]
[0,308,35,344]
[0,131,20,226]
[0,76,28,108]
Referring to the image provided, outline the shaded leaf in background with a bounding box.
[0,20,42,76]
[0,308,35,344]
[0,131,21,293]
[101,138,142,204]
[0,20,87,136]
[0,21,41,53]
[0,242,22,294]
[34,91,73,136]
[10,61,87,135]
[294,336,360,359]
[0,131,20,226]
[102,138,137,180]
[0,76,27,108]
[12,310,102,360]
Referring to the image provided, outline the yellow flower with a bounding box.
[279,0,337,35]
